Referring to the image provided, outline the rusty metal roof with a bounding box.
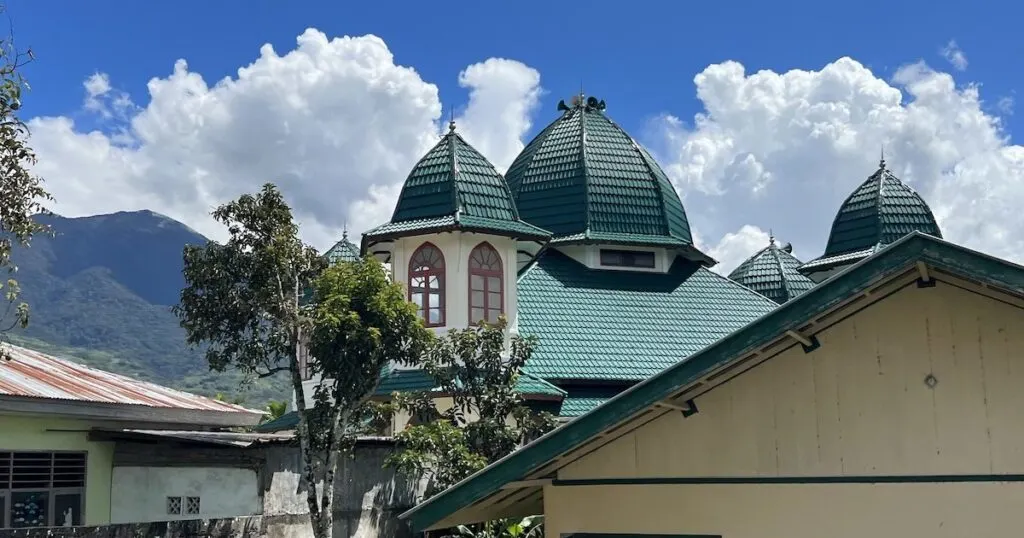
[0,343,264,417]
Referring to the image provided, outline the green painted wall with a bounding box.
[0,415,114,525]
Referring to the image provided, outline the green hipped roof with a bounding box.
[373,367,566,398]
[363,123,550,243]
[802,159,942,273]
[505,96,698,251]
[517,249,777,382]
[402,232,1024,531]
[558,386,626,417]
[254,368,565,433]
[729,238,816,305]
[323,232,361,264]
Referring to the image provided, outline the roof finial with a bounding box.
[879,145,886,170]
[448,107,456,134]
[769,228,775,246]
[342,221,348,240]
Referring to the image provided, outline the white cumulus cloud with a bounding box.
[27,29,542,250]
[652,57,1024,274]
[941,40,969,71]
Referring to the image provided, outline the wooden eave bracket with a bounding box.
[786,329,821,353]
[656,398,699,417]
[916,260,936,288]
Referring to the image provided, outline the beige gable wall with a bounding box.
[544,279,1024,538]
[561,279,1024,480]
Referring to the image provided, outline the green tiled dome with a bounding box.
[364,122,549,243]
[729,238,815,305]
[323,231,360,264]
[802,159,942,273]
[505,95,698,252]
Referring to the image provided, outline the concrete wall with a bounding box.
[0,515,285,538]
[110,466,260,523]
[0,415,114,526]
[260,440,425,538]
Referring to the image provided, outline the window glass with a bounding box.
[468,243,503,324]
[409,244,445,326]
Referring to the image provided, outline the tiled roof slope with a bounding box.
[729,239,816,304]
[374,368,566,398]
[504,96,695,249]
[803,159,942,272]
[255,370,565,433]
[365,122,549,242]
[559,386,626,417]
[323,232,361,264]
[517,249,777,381]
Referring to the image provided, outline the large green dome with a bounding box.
[801,158,942,274]
[363,121,550,245]
[505,95,700,255]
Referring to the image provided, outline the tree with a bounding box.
[0,3,51,356]
[173,184,430,538]
[262,400,289,424]
[384,319,557,536]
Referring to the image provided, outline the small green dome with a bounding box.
[505,95,698,253]
[323,231,360,264]
[802,159,942,273]
[729,238,815,305]
[364,121,550,243]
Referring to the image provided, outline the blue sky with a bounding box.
[9,0,1024,271]
[13,0,1018,136]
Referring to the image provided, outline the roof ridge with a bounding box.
[768,242,794,302]
[578,107,592,239]
[448,132,464,223]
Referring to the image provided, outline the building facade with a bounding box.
[0,344,264,529]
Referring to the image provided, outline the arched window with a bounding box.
[469,242,503,324]
[409,243,445,327]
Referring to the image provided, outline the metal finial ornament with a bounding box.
[448,108,456,133]
[342,221,348,240]
[769,229,775,246]
[879,145,886,169]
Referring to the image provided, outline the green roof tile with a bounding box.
[558,386,625,417]
[323,232,361,264]
[517,249,777,382]
[367,123,550,243]
[505,96,697,250]
[374,368,567,398]
[804,159,942,271]
[729,239,816,305]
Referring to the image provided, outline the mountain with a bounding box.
[7,210,289,406]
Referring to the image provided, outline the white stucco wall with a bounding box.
[109,466,260,523]
[298,231,521,409]
[557,244,671,274]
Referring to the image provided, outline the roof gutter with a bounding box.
[0,395,264,428]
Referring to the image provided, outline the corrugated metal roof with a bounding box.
[0,343,263,416]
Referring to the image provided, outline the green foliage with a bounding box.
[0,4,51,356]
[384,319,557,498]
[173,184,431,538]
[455,516,545,538]
[263,400,289,423]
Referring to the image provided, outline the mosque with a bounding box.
[263,92,949,427]
[261,93,1024,537]
[323,93,944,419]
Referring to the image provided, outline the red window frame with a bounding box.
[468,242,503,325]
[409,243,446,327]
